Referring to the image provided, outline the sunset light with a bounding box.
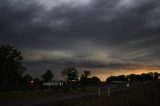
[0,0,160,105]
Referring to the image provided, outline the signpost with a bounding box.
[68,72,77,81]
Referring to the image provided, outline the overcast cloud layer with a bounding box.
[0,0,160,79]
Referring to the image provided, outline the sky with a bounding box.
[0,0,160,81]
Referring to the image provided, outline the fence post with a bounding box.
[98,88,101,96]
[108,87,110,96]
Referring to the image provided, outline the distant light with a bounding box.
[128,78,130,81]
[30,80,34,84]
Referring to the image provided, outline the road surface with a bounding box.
[0,92,98,106]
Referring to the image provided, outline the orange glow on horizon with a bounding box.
[91,69,160,81]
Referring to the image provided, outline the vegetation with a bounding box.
[0,44,25,90]
[20,73,33,89]
[0,44,160,106]
[0,44,160,93]
[41,69,54,82]
[106,72,160,84]
[55,82,160,106]
[83,70,91,78]
[0,87,97,101]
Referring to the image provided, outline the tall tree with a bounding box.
[41,69,54,82]
[0,44,25,85]
[80,70,91,86]
[153,72,160,81]
[21,73,33,89]
[83,70,91,78]
[22,73,33,84]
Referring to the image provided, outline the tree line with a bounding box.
[0,44,160,91]
[0,44,101,91]
[106,72,160,83]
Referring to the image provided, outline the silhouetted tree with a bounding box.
[0,44,25,87]
[22,73,33,84]
[20,73,33,89]
[33,78,43,89]
[83,70,91,78]
[140,73,154,81]
[87,76,101,86]
[119,75,128,81]
[41,69,54,82]
[127,72,154,82]
[108,72,160,84]
[80,74,87,86]
[80,70,92,86]
[126,74,141,82]
[106,75,128,83]
[80,74,101,87]
[153,72,160,81]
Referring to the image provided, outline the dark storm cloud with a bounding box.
[0,0,160,70]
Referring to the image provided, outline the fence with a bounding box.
[98,83,130,97]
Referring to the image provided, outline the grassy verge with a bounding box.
[0,87,98,101]
[56,83,160,106]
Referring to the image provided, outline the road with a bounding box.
[0,86,133,106]
[0,92,98,106]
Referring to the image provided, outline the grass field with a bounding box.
[0,87,97,101]
[0,82,160,106]
[56,82,160,106]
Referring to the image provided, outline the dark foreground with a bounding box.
[0,82,160,106]
[0,92,98,106]
[55,82,160,106]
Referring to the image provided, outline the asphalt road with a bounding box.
[0,92,98,106]
[0,86,133,106]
